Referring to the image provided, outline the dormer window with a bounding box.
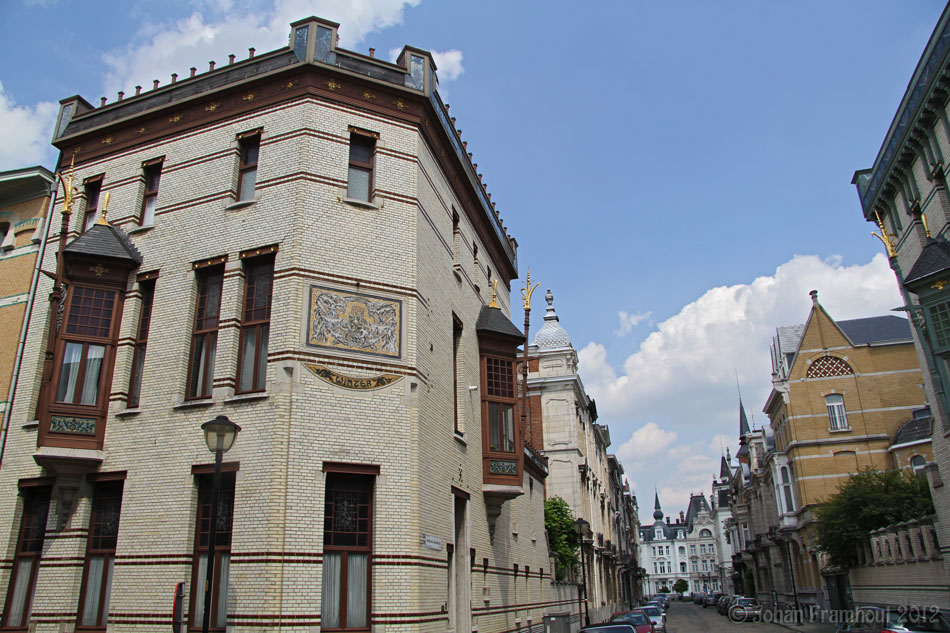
[655,529,662,540]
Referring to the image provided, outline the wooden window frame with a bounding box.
[82,177,103,233]
[237,133,260,202]
[186,265,224,400]
[236,254,274,394]
[128,278,156,408]
[140,160,162,227]
[76,480,123,631]
[825,394,848,430]
[189,471,235,632]
[346,129,377,202]
[481,354,517,454]
[321,472,374,632]
[2,486,51,630]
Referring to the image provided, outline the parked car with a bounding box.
[730,597,762,622]
[635,606,666,633]
[693,592,705,604]
[581,625,639,633]
[718,595,738,616]
[837,606,950,633]
[704,592,722,608]
[611,610,655,633]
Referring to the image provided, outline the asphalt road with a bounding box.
[666,601,791,633]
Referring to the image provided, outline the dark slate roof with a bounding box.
[736,441,749,458]
[837,315,911,345]
[893,416,932,446]
[739,399,750,437]
[719,455,731,479]
[64,223,142,265]
[684,494,711,531]
[639,519,688,543]
[475,306,524,340]
[903,238,950,287]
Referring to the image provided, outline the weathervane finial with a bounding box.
[488,279,499,308]
[872,210,896,258]
[57,155,77,216]
[95,191,112,225]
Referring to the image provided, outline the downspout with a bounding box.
[0,182,57,471]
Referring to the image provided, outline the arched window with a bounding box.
[807,356,854,378]
[678,546,685,556]
[781,466,795,513]
[699,529,712,538]
[825,394,849,430]
[680,561,686,573]
[911,455,927,476]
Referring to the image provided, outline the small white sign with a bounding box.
[424,534,442,551]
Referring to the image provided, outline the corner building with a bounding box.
[0,17,574,633]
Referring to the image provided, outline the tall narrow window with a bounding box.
[83,178,103,232]
[187,265,223,399]
[140,160,162,226]
[825,394,848,430]
[190,471,235,630]
[780,466,795,513]
[484,357,515,452]
[452,210,460,269]
[237,255,273,393]
[3,486,50,628]
[128,278,155,408]
[347,130,376,201]
[322,473,373,631]
[237,134,260,202]
[55,287,116,406]
[78,479,123,629]
[453,315,463,435]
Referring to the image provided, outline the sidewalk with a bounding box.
[773,618,839,633]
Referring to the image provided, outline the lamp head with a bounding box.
[201,415,241,453]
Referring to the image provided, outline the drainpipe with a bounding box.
[0,181,57,470]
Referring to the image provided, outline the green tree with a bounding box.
[658,585,671,593]
[672,578,689,594]
[544,497,579,580]
[814,467,934,569]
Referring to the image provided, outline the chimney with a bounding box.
[229,54,236,65]
[368,47,375,58]
[117,91,124,101]
[810,289,819,306]
[171,73,178,83]
[209,61,215,72]
[135,85,142,96]
[249,47,255,58]
[153,79,160,90]
[100,97,107,107]
[190,67,197,78]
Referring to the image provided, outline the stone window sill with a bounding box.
[224,392,269,404]
[174,398,214,410]
[128,224,154,235]
[225,197,258,211]
[22,419,38,429]
[828,427,852,433]
[454,431,467,447]
[341,197,379,210]
[116,407,141,417]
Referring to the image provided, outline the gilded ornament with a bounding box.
[285,80,297,89]
[488,280,500,308]
[871,210,896,258]
[95,192,112,225]
[326,80,341,91]
[933,280,949,291]
[136,127,147,134]
[57,156,77,216]
[89,263,109,277]
[393,99,409,111]
[243,93,255,101]
[922,212,932,238]
[521,269,540,310]
[168,114,182,123]
[205,103,219,112]
[362,91,377,100]
[101,136,113,145]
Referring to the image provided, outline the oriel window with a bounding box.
[484,356,515,452]
[237,254,273,393]
[140,160,162,226]
[2,486,50,629]
[346,129,376,202]
[128,278,155,408]
[55,287,117,406]
[187,264,223,399]
[77,480,123,630]
[237,133,260,202]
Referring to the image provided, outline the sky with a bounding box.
[0,0,945,525]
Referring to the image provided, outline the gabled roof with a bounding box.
[63,222,142,265]
[836,315,911,345]
[903,238,950,287]
[475,305,524,341]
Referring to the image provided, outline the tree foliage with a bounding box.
[814,467,934,569]
[544,497,579,580]
[672,578,689,594]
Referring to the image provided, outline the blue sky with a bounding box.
[0,0,945,523]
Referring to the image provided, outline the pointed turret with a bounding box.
[719,454,731,480]
[736,399,750,459]
[653,491,663,521]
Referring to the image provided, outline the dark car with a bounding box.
[693,592,705,604]
[611,610,654,633]
[718,595,736,616]
[837,606,950,633]
[704,593,722,608]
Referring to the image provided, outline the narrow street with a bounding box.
[663,601,833,633]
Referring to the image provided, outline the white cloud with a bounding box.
[0,82,58,170]
[101,0,423,96]
[431,49,464,81]
[579,253,904,521]
[615,310,652,336]
[617,422,677,465]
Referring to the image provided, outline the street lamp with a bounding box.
[200,415,240,633]
[575,517,590,626]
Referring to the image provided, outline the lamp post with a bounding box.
[200,415,240,633]
[575,517,590,626]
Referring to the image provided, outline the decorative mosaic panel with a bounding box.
[50,415,96,435]
[806,356,854,379]
[307,286,401,358]
[489,460,517,475]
